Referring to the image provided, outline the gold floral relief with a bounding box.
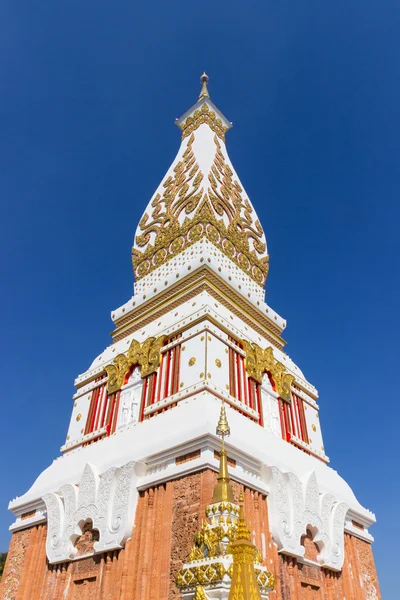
[104,335,166,393]
[132,135,269,286]
[179,103,229,141]
[242,341,294,402]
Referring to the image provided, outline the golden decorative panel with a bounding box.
[104,335,166,393]
[242,341,294,402]
[179,103,228,141]
[132,135,269,286]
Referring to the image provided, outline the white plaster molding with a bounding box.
[42,461,138,564]
[266,467,348,571]
[11,395,373,551]
[261,375,280,438]
[289,435,329,463]
[118,367,142,432]
[61,427,107,454]
[9,500,47,533]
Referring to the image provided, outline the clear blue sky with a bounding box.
[0,1,398,596]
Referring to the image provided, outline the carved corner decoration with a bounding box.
[179,103,228,141]
[132,135,269,286]
[266,468,349,571]
[43,462,138,564]
[104,335,166,393]
[242,341,294,402]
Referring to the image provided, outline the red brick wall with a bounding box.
[0,471,381,600]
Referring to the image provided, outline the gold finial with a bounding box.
[199,72,210,99]
[216,401,230,438]
[236,490,251,541]
[228,489,261,599]
[213,402,234,503]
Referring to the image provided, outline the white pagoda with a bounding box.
[0,74,380,600]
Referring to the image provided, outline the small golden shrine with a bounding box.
[176,402,274,599]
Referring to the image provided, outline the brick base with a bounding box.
[0,470,381,600]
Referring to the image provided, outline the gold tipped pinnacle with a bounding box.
[199,72,210,99]
[213,402,234,503]
[236,490,251,541]
[216,402,230,438]
[228,489,262,599]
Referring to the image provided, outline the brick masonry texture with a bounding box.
[0,470,381,600]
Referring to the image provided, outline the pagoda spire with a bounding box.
[199,72,210,99]
[228,491,262,600]
[212,401,235,503]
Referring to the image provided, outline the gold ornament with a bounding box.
[216,403,230,438]
[242,341,294,402]
[132,135,269,287]
[215,358,222,368]
[227,492,262,600]
[179,103,228,141]
[104,335,166,393]
[194,585,208,600]
[199,72,210,99]
[189,357,197,366]
[213,403,234,503]
[176,408,275,598]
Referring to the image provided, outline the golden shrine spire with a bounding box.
[212,402,235,503]
[176,403,274,598]
[228,492,262,600]
[199,72,210,99]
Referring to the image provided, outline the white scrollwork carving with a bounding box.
[43,461,138,563]
[266,467,349,570]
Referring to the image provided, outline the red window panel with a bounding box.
[278,394,309,444]
[106,391,121,435]
[85,382,107,436]
[291,393,309,443]
[279,399,291,442]
[247,378,263,425]
[228,340,263,424]
[140,336,182,419]
[140,375,149,422]
[85,383,121,440]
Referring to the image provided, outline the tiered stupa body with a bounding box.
[0,76,381,600]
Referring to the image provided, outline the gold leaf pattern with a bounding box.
[179,103,228,141]
[104,335,166,393]
[242,341,294,402]
[132,136,269,286]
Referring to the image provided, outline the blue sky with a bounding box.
[0,1,398,596]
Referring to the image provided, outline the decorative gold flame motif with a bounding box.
[104,335,166,393]
[132,134,269,286]
[242,340,294,402]
[180,103,228,141]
